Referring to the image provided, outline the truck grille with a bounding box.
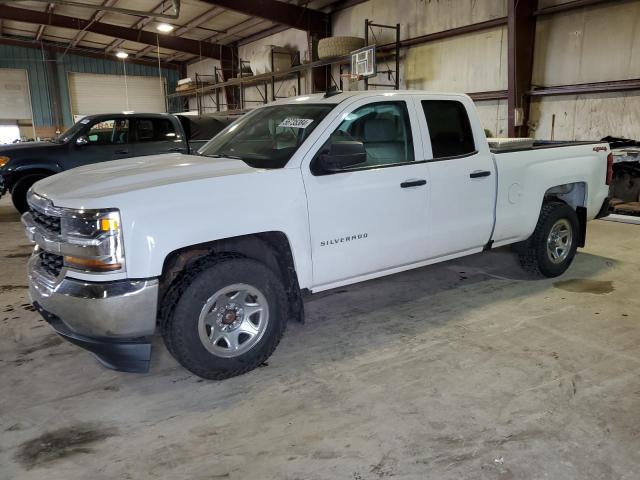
[31,208,61,235]
[40,251,63,277]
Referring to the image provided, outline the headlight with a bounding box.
[60,209,125,272]
[0,156,9,168]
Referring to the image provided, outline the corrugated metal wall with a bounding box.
[0,44,54,127]
[0,43,179,128]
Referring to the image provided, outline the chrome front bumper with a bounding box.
[28,255,159,372]
[28,255,159,339]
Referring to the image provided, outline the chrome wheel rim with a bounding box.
[198,283,269,358]
[546,219,573,264]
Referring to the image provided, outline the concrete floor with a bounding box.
[1,196,639,480]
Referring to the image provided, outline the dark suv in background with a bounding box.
[0,112,237,212]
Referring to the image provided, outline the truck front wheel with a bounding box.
[517,201,579,278]
[162,256,288,380]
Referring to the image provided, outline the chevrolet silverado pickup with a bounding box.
[0,112,236,213]
[22,91,612,380]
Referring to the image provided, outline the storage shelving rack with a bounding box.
[166,24,403,115]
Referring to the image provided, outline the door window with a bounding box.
[421,100,475,158]
[86,119,129,145]
[318,101,414,171]
[134,118,177,143]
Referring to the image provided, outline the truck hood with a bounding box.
[0,141,62,156]
[33,153,259,206]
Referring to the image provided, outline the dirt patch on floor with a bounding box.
[0,285,28,293]
[18,335,63,356]
[0,213,20,222]
[14,423,117,469]
[5,252,31,258]
[553,279,614,295]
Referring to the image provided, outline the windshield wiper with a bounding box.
[207,153,244,160]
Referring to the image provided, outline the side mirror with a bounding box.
[318,141,367,172]
[76,135,89,146]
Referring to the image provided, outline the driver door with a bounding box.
[64,118,131,169]
[301,96,430,290]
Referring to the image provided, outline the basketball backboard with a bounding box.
[351,45,376,79]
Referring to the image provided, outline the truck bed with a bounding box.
[490,141,610,247]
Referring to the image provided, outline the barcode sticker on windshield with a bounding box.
[279,118,314,129]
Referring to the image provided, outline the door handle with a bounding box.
[168,148,182,152]
[400,179,427,188]
[470,170,491,178]
[114,150,129,155]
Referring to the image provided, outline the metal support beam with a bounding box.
[199,0,329,34]
[507,0,537,137]
[467,90,509,101]
[220,46,239,110]
[35,3,55,41]
[0,5,230,59]
[22,0,181,20]
[70,0,119,48]
[238,24,289,46]
[106,0,165,53]
[207,17,266,44]
[42,47,63,130]
[370,17,508,54]
[528,78,640,96]
[0,37,181,70]
[535,0,619,15]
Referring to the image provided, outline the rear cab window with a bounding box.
[421,100,476,159]
[134,118,177,143]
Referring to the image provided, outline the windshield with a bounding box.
[199,104,335,168]
[56,120,90,143]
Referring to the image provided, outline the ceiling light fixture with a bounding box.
[157,23,174,33]
[116,51,129,59]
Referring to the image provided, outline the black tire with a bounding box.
[161,256,288,380]
[517,201,579,278]
[11,174,47,213]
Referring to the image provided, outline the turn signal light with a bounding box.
[64,256,122,272]
[100,218,119,232]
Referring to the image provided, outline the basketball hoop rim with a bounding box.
[340,73,362,80]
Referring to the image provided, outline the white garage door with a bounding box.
[0,69,33,120]
[69,72,166,116]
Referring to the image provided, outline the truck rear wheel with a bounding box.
[11,174,48,213]
[162,256,287,380]
[517,201,579,278]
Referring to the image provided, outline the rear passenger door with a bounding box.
[415,97,496,258]
[132,118,187,157]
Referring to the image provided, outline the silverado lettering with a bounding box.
[320,233,368,246]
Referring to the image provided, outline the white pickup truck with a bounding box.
[22,91,612,379]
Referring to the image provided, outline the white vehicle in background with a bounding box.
[22,90,612,379]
